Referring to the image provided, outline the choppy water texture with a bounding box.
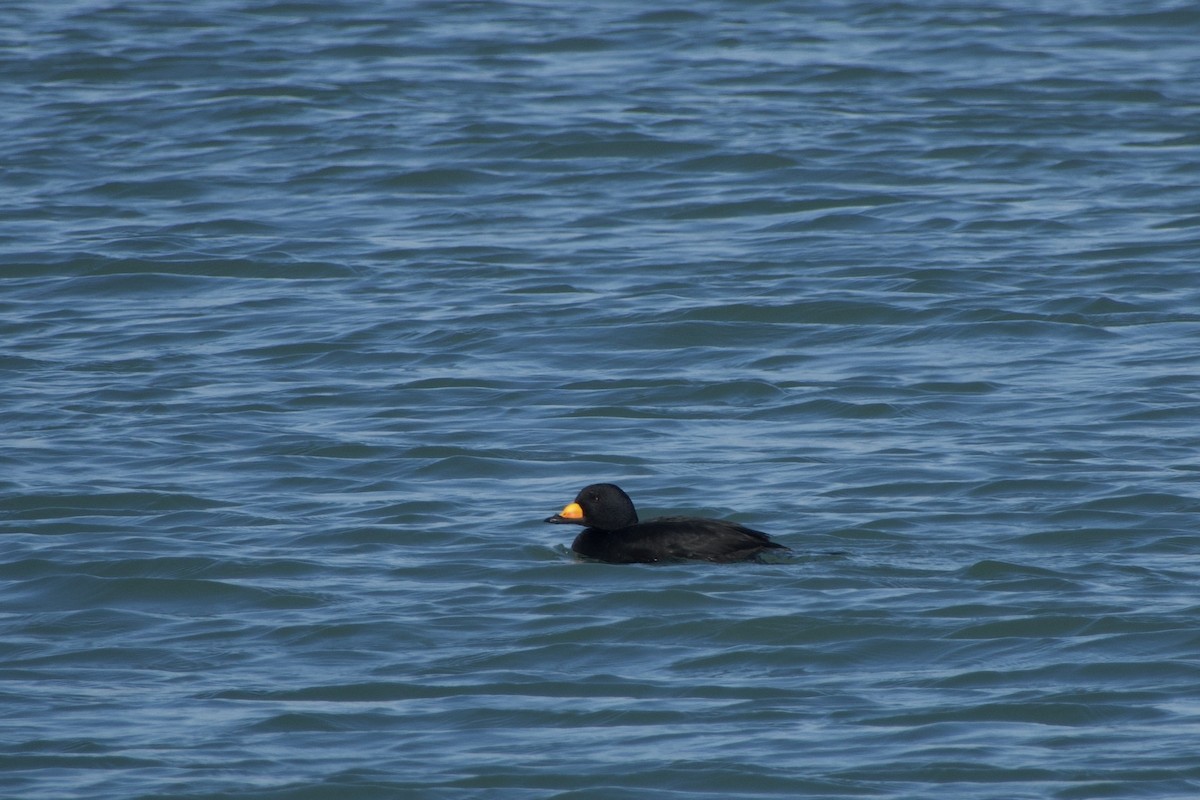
[3,1,1200,798]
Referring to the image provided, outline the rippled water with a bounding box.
[4,1,1200,798]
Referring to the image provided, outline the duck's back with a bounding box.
[571,516,785,564]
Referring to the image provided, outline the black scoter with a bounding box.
[544,483,787,564]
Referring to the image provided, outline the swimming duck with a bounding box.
[545,483,787,564]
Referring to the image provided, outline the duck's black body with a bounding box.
[545,483,786,564]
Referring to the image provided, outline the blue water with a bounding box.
[3,1,1200,797]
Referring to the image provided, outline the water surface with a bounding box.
[3,1,1200,798]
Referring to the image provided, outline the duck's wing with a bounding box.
[633,517,787,562]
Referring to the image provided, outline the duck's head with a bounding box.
[544,483,639,531]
